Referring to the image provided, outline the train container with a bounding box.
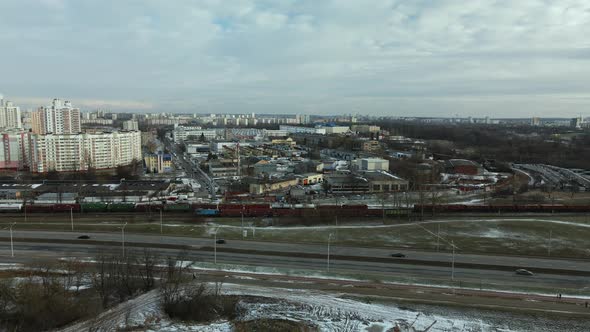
[134,203,163,212]
[109,203,136,212]
[0,203,22,212]
[245,207,272,217]
[52,204,81,212]
[218,208,243,217]
[81,202,109,213]
[195,209,219,216]
[164,204,192,212]
[24,204,54,213]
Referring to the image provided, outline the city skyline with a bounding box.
[1,1,590,117]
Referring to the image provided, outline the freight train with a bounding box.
[0,202,411,218]
[413,204,590,213]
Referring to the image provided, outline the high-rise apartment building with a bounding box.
[0,131,31,170]
[0,95,22,130]
[32,98,81,134]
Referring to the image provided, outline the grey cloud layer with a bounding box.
[1,0,589,116]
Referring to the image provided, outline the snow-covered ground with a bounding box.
[59,283,590,332]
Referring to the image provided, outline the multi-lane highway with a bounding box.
[1,230,589,293]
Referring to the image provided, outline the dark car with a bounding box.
[391,253,406,258]
[515,269,534,276]
[216,239,226,244]
[77,235,90,239]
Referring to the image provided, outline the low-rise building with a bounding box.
[325,174,370,194]
[144,152,173,173]
[249,177,299,195]
[361,140,381,152]
[172,126,217,143]
[361,171,409,192]
[208,159,238,177]
[351,124,380,133]
[298,173,324,185]
[352,158,390,171]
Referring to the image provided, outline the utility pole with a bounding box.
[451,240,455,281]
[437,224,440,252]
[327,233,334,272]
[122,222,128,257]
[548,229,552,256]
[9,222,16,257]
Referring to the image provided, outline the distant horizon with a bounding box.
[2,93,587,121]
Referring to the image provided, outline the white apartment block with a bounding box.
[122,120,139,131]
[280,125,326,135]
[0,95,22,130]
[32,98,81,134]
[28,131,142,172]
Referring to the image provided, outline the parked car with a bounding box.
[515,269,534,276]
[391,253,406,258]
[216,239,226,244]
[77,235,90,239]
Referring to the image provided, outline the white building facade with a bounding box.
[27,131,142,172]
[172,126,217,143]
[0,95,22,130]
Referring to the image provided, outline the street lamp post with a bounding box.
[160,209,163,234]
[327,233,334,272]
[122,222,128,257]
[451,240,455,281]
[70,207,74,231]
[9,222,16,257]
[548,229,552,256]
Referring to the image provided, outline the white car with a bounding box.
[515,269,534,276]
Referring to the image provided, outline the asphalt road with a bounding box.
[2,229,588,272]
[1,230,589,292]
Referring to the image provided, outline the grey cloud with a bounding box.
[1,0,590,116]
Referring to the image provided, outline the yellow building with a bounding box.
[144,152,173,173]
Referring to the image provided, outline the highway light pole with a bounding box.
[327,233,334,272]
[451,240,455,281]
[416,223,459,281]
[548,229,552,256]
[9,222,16,257]
[122,222,128,258]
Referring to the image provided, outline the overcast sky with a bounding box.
[1,0,590,117]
